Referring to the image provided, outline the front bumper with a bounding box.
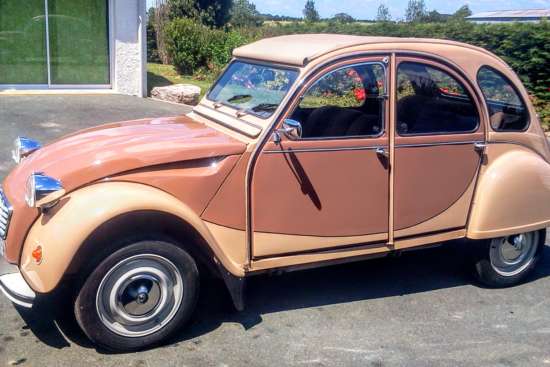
[0,255,35,308]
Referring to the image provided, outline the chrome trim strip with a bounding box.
[0,190,12,240]
[264,146,383,154]
[395,140,482,148]
[264,140,481,154]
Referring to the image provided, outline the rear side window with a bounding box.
[477,66,529,131]
[396,62,479,135]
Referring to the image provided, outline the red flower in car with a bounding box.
[354,88,366,102]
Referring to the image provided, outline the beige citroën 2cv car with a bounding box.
[1,35,549,351]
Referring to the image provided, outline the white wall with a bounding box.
[111,0,147,97]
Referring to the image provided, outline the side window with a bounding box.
[477,66,529,131]
[396,62,479,135]
[290,63,386,139]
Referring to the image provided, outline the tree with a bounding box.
[230,0,263,27]
[303,0,320,23]
[147,7,161,63]
[453,5,472,19]
[166,0,232,28]
[421,10,449,23]
[405,0,427,22]
[152,0,172,64]
[333,13,355,23]
[376,4,391,22]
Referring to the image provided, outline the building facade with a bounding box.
[467,9,550,23]
[0,0,147,97]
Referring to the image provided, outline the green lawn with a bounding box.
[147,63,213,99]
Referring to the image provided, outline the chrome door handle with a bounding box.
[375,147,389,159]
[474,142,487,153]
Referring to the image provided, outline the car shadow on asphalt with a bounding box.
[14,243,550,354]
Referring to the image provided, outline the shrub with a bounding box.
[165,18,209,74]
[164,18,250,74]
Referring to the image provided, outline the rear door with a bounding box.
[393,57,484,238]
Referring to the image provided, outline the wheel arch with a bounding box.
[66,210,221,279]
[467,143,550,239]
[20,182,246,296]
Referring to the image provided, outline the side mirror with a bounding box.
[280,119,302,140]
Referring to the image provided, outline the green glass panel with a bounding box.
[0,0,48,84]
[48,0,109,85]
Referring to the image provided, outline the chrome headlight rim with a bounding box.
[24,174,36,207]
[25,173,65,209]
[12,137,42,164]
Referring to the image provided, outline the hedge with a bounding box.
[161,19,549,127]
[260,20,550,101]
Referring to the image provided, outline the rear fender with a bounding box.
[467,143,550,239]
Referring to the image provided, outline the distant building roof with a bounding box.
[467,9,550,21]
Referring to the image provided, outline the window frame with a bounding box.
[287,60,388,141]
[476,65,530,133]
[395,60,482,137]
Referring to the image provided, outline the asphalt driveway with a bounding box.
[1,95,550,366]
[0,95,192,178]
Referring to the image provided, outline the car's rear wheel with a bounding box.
[74,240,199,352]
[473,229,545,287]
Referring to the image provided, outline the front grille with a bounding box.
[0,189,12,240]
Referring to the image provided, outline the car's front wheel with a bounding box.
[74,240,199,352]
[473,229,545,288]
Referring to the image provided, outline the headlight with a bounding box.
[12,137,42,164]
[25,173,65,209]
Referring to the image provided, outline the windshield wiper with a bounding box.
[251,103,278,113]
[226,94,252,104]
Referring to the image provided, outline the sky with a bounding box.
[146,0,550,20]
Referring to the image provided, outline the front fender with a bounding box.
[467,143,550,239]
[20,182,246,293]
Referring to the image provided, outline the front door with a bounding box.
[393,57,484,238]
[251,57,390,258]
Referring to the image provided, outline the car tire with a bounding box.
[74,239,199,352]
[473,229,545,288]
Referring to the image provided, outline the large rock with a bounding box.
[151,84,201,105]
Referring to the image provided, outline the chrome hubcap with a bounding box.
[489,231,539,277]
[96,254,183,338]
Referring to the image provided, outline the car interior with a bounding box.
[396,62,479,135]
[288,61,484,139]
[290,64,384,138]
[477,66,529,131]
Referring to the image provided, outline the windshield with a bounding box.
[207,61,299,119]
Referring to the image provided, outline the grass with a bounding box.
[147,63,213,99]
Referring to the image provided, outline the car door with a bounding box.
[251,57,391,258]
[393,57,484,238]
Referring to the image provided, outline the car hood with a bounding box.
[1,114,246,264]
[4,114,246,200]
